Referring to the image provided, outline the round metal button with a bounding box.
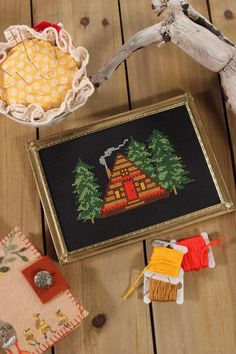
[34,271,54,289]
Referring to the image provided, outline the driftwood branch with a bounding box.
[180,1,234,46]
[91,0,236,114]
[91,23,165,87]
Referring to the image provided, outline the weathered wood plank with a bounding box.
[32,1,154,353]
[0,1,48,354]
[0,1,44,251]
[119,0,236,353]
[208,1,236,43]
[208,0,236,166]
[146,215,236,354]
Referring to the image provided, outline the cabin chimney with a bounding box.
[105,167,111,178]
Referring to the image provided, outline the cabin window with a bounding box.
[121,168,129,176]
[140,182,146,190]
[115,190,121,199]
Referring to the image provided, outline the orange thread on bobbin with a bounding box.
[149,278,178,302]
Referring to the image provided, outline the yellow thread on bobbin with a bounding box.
[148,247,183,277]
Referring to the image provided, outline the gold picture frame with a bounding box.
[27,94,234,264]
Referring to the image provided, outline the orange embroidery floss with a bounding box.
[123,246,184,300]
[149,278,178,302]
[176,235,223,272]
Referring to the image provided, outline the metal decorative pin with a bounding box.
[34,271,54,289]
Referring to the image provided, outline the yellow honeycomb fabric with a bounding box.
[0,39,78,111]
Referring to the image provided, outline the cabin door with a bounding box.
[123,180,138,201]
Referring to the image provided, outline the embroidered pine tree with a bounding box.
[126,138,156,179]
[148,130,192,194]
[73,160,102,223]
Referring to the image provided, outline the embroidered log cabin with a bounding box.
[100,153,169,218]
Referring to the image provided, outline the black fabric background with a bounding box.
[39,105,220,252]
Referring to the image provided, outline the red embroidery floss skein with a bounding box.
[176,234,223,272]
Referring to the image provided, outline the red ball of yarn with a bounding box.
[33,21,62,33]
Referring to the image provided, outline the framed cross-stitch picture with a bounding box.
[27,94,234,263]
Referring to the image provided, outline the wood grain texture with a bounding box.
[33,0,129,129]
[0,1,44,251]
[31,1,154,353]
[0,2,46,354]
[146,215,236,354]
[1,1,235,354]
[209,0,236,43]
[119,0,236,354]
[209,0,236,166]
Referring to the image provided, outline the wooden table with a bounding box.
[0,1,235,353]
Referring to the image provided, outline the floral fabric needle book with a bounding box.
[0,228,88,354]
